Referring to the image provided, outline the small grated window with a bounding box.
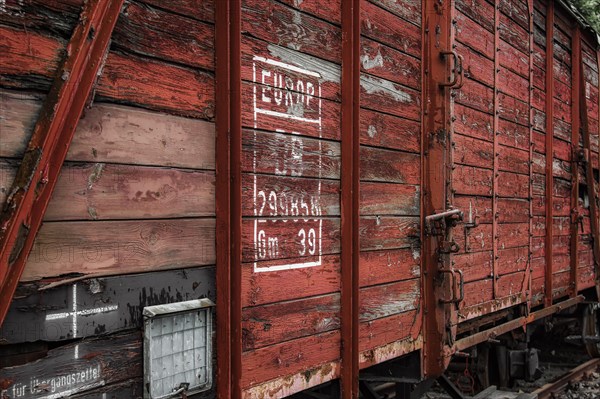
[143,299,214,399]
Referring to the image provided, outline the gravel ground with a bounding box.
[554,371,600,399]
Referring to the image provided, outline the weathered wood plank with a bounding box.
[242,294,340,351]
[497,223,530,250]
[360,36,421,90]
[455,11,495,60]
[138,0,214,22]
[21,219,215,281]
[360,146,420,184]
[241,330,340,388]
[112,1,214,70]
[499,12,529,56]
[359,74,421,122]
[456,0,494,33]
[0,25,63,85]
[359,279,420,321]
[360,109,420,153]
[367,0,421,28]
[359,217,420,251]
[241,36,341,102]
[0,162,214,221]
[1,266,214,343]
[279,0,341,24]
[0,333,141,398]
[454,195,493,224]
[242,130,341,179]
[498,93,529,126]
[97,51,215,119]
[454,103,494,143]
[240,83,342,142]
[360,0,421,58]
[453,165,493,196]
[358,310,420,359]
[241,218,340,262]
[497,271,527,298]
[497,246,528,275]
[498,145,529,175]
[454,133,493,169]
[497,198,530,223]
[499,38,530,78]
[456,223,493,253]
[456,77,494,114]
[359,248,420,288]
[0,91,216,168]
[461,279,494,309]
[457,41,494,88]
[360,182,419,216]
[241,255,340,307]
[0,0,82,38]
[242,175,340,217]
[242,0,342,64]
[498,118,529,150]
[453,251,493,282]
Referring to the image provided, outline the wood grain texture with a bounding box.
[0,90,216,168]
[22,219,215,281]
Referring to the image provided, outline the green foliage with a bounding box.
[570,0,600,33]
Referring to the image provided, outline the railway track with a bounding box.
[533,358,600,399]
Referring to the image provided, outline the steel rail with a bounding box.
[533,358,600,399]
[0,0,124,326]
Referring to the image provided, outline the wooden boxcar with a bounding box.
[0,0,599,398]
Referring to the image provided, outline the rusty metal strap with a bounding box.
[0,0,124,326]
[453,296,584,352]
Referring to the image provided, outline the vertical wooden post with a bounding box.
[341,0,360,396]
[422,0,455,378]
[215,0,242,397]
[545,0,555,307]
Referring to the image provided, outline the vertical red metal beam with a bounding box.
[570,26,582,297]
[0,0,124,326]
[215,0,242,397]
[527,0,535,306]
[422,0,454,378]
[340,0,360,396]
[492,0,501,300]
[215,0,231,397]
[545,0,555,307]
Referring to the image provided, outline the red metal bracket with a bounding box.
[0,0,124,326]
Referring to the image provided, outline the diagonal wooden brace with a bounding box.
[0,0,124,326]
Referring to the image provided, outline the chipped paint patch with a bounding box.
[360,74,412,104]
[267,44,340,84]
[367,125,377,138]
[242,361,340,399]
[87,163,104,190]
[361,50,384,70]
[359,336,423,367]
